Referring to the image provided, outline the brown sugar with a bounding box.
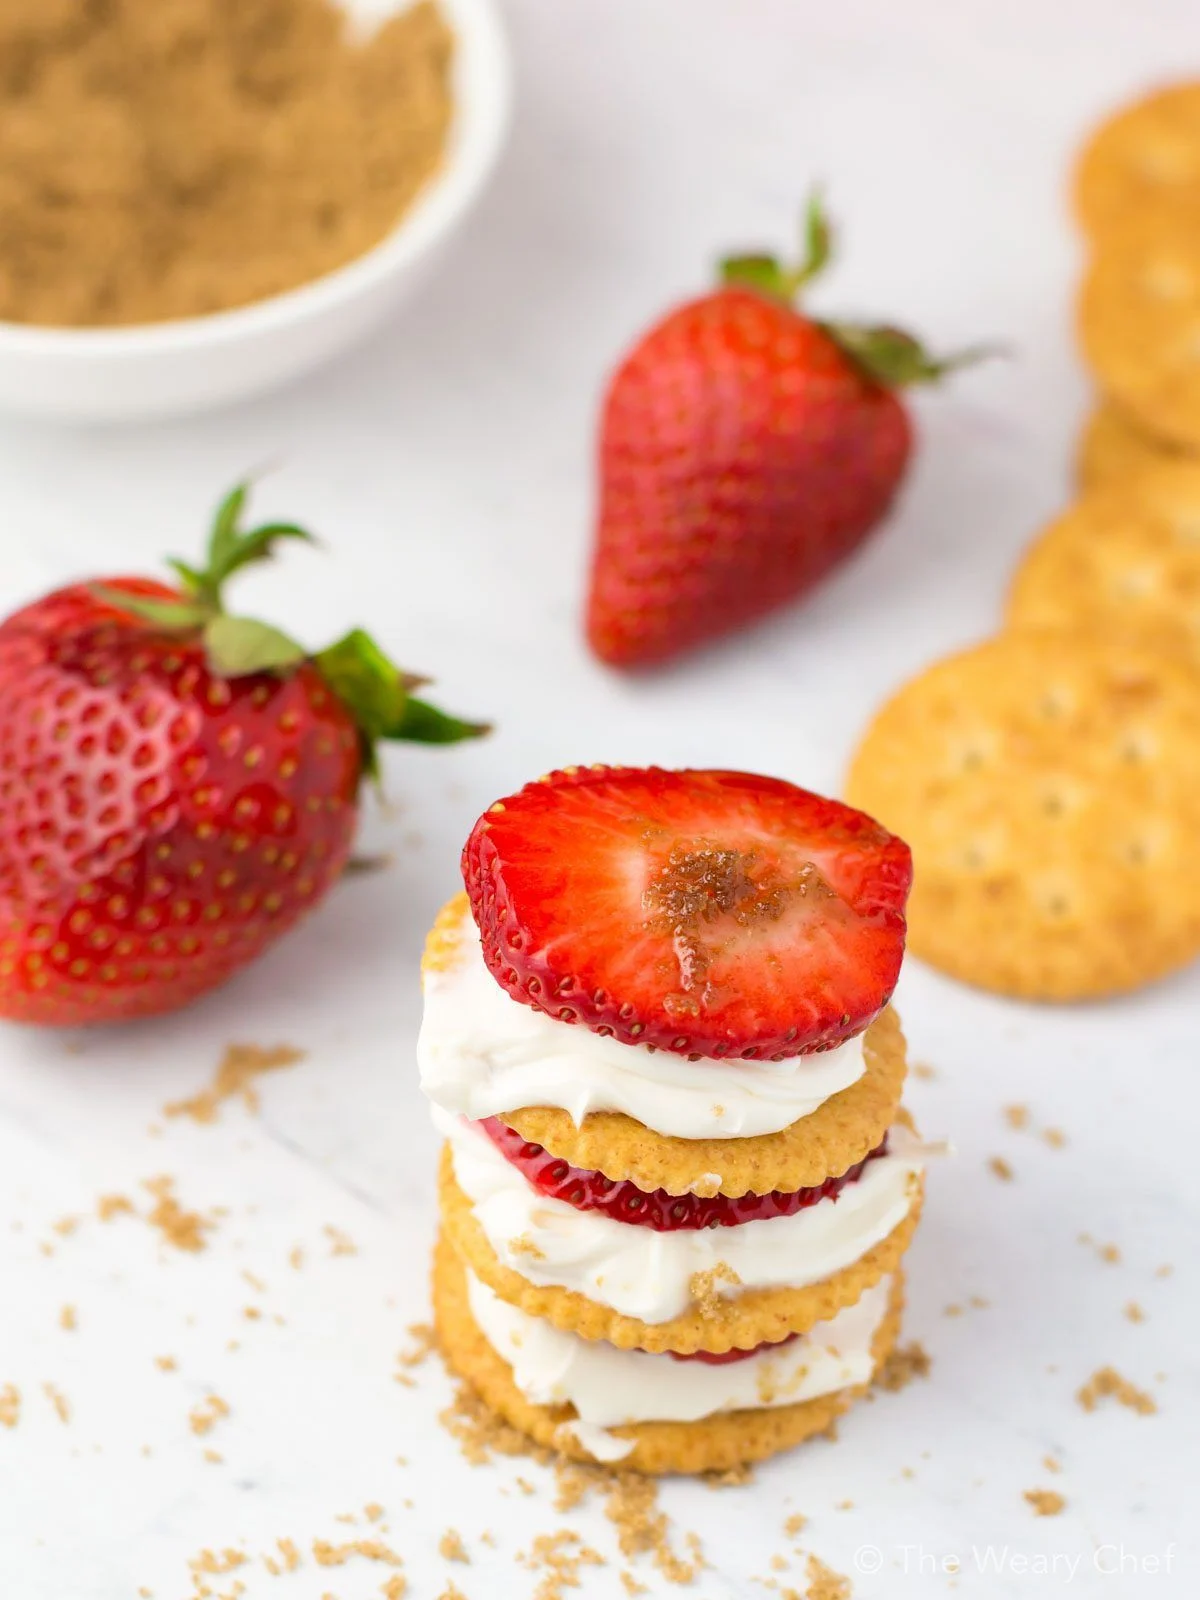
[0,0,453,327]
[144,1177,212,1253]
[1077,1366,1157,1416]
[874,1341,931,1393]
[166,1043,305,1123]
[0,1384,20,1428]
[519,1531,604,1600]
[804,1553,852,1599]
[988,1156,1014,1182]
[1024,1488,1066,1517]
[438,1529,468,1563]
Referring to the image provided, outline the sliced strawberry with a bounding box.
[481,1116,885,1230]
[462,766,911,1058]
[667,1334,800,1366]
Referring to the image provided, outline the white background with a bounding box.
[0,2,1196,1595]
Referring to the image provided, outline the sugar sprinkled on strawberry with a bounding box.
[463,765,911,1059]
[0,484,486,1026]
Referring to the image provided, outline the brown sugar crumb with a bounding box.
[553,1459,602,1513]
[188,1549,247,1577]
[1043,1128,1067,1148]
[688,1262,741,1316]
[507,1233,546,1261]
[988,1156,1014,1182]
[166,1043,306,1124]
[382,1579,408,1600]
[605,1471,704,1584]
[1043,1454,1061,1473]
[189,1395,231,1436]
[144,1176,212,1253]
[516,1477,536,1496]
[439,1381,549,1468]
[439,1530,468,1564]
[1003,1104,1029,1130]
[704,1461,755,1488]
[289,1247,306,1271]
[520,1531,604,1600]
[43,1383,70,1424]
[203,1448,223,1464]
[1077,1366,1157,1416]
[325,1225,357,1257]
[784,1513,809,1538]
[0,1385,20,1428]
[398,1323,437,1368]
[278,1539,302,1572]
[874,1341,931,1393]
[312,1538,403,1569]
[912,1061,937,1081]
[365,1505,384,1524]
[620,1574,648,1597]
[1024,1488,1066,1517]
[155,1355,178,1373]
[1096,1242,1121,1264]
[53,1214,80,1237]
[1156,1264,1173,1279]
[804,1553,852,1600]
[97,1193,134,1222]
[835,1499,854,1511]
[438,1584,467,1600]
[60,1304,77,1331]
[1124,1301,1146,1323]
[944,1304,963,1318]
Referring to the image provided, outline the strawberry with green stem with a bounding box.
[587,195,989,668]
[0,483,486,1026]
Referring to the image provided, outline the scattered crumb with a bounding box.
[804,1552,852,1599]
[53,1214,80,1237]
[312,1538,403,1569]
[155,1355,178,1373]
[604,1471,704,1584]
[437,1584,467,1600]
[620,1574,648,1597]
[365,1505,384,1524]
[1077,1367,1156,1415]
[1043,1455,1061,1473]
[944,1304,963,1318]
[278,1539,302,1572]
[97,1193,134,1222]
[1156,1264,1173,1279]
[1099,1244,1121,1265]
[784,1513,808,1538]
[1003,1104,1029,1130]
[507,1233,546,1261]
[770,1553,789,1572]
[289,1247,305,1270]
[0,1385,20,1428]
[874,1342,931,1393]
[325,1225,357,1257]
[165,1042,305,1123]
[439,1382,548,1467]
[203,1449,223,1464]
[1024,1488,1066,1517]
[835,1499,854,1511]
[704,1462,755,1488]
[912,1061,937,1081]
[144,1176,212,1253]
[382,1579,408,1600]
[398,1324,437,1369]
[688,1262,741,1316]
[519,1530,604,1600]
[1124,1301,1146,1323]
[43,1383,70,1424]
[554,1459,599,1513]
[188,1549,246,1578]
[969,1295,989,1309]
[516,1478,535,1497]
[1043,1128,1067,1148]
[988,1156,1014,1182]
[439,1530,468,1564]
[189,1395,230,1436]
[59,1304,77,1331]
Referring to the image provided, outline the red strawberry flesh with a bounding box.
[667,1334,800,1366]
[481,1114,886,1231]
[463,766,911,1058]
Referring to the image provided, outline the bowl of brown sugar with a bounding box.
[0,0,509,422]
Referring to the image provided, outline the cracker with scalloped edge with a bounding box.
[1079,218,1200,450]
[1074,82,1200,238]
[1008,464,1200,661]
[1076,400,1192,489]
[846,633,1200,1000]
[438,1142,921,1354]
[432,1231,905,1475]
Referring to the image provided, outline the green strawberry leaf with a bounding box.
[203,614,307,676]
[178,481,317,607]
[719,190,833,303]
[820,323,1002,387]
[389,696,492,745]
[91,587,210,631]
[314,628,408,742]
[719,253,794,298]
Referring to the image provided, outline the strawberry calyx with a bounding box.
[94,482,488,775]
[719,191,994,388]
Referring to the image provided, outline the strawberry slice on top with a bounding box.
[462,766,911,1060]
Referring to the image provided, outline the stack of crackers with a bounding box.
[846,81,1200,1003]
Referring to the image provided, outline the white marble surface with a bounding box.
[0,2,1196,1595]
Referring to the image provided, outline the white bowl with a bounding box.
[0,0,510,425]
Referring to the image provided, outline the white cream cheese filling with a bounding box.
[437,1107,926,1324]
[465,1264,892,1460]
[418,901,868,1139]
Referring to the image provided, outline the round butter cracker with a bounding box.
[846,632,1200,1000]
[438,1142,921,1354]
[1076,400,1192,490]
[1074,82,1200,238]
[1008,466,1200,662]
[432,1231,905,1475]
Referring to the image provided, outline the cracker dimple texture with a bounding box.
[845,633,1200,1000]
[1076,401,1191,490]
[498,1006,907,1198]
[1079,218,1200,450]
[1007,467,1200,661]
[438,1144,922,1353]
[431,1232,905,1475]
[1074,82,1200,237]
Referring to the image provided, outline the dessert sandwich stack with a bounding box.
[419,765,934,1475]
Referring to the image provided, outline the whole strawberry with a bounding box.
[0,485,485,1026]
[587,198,981,667]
